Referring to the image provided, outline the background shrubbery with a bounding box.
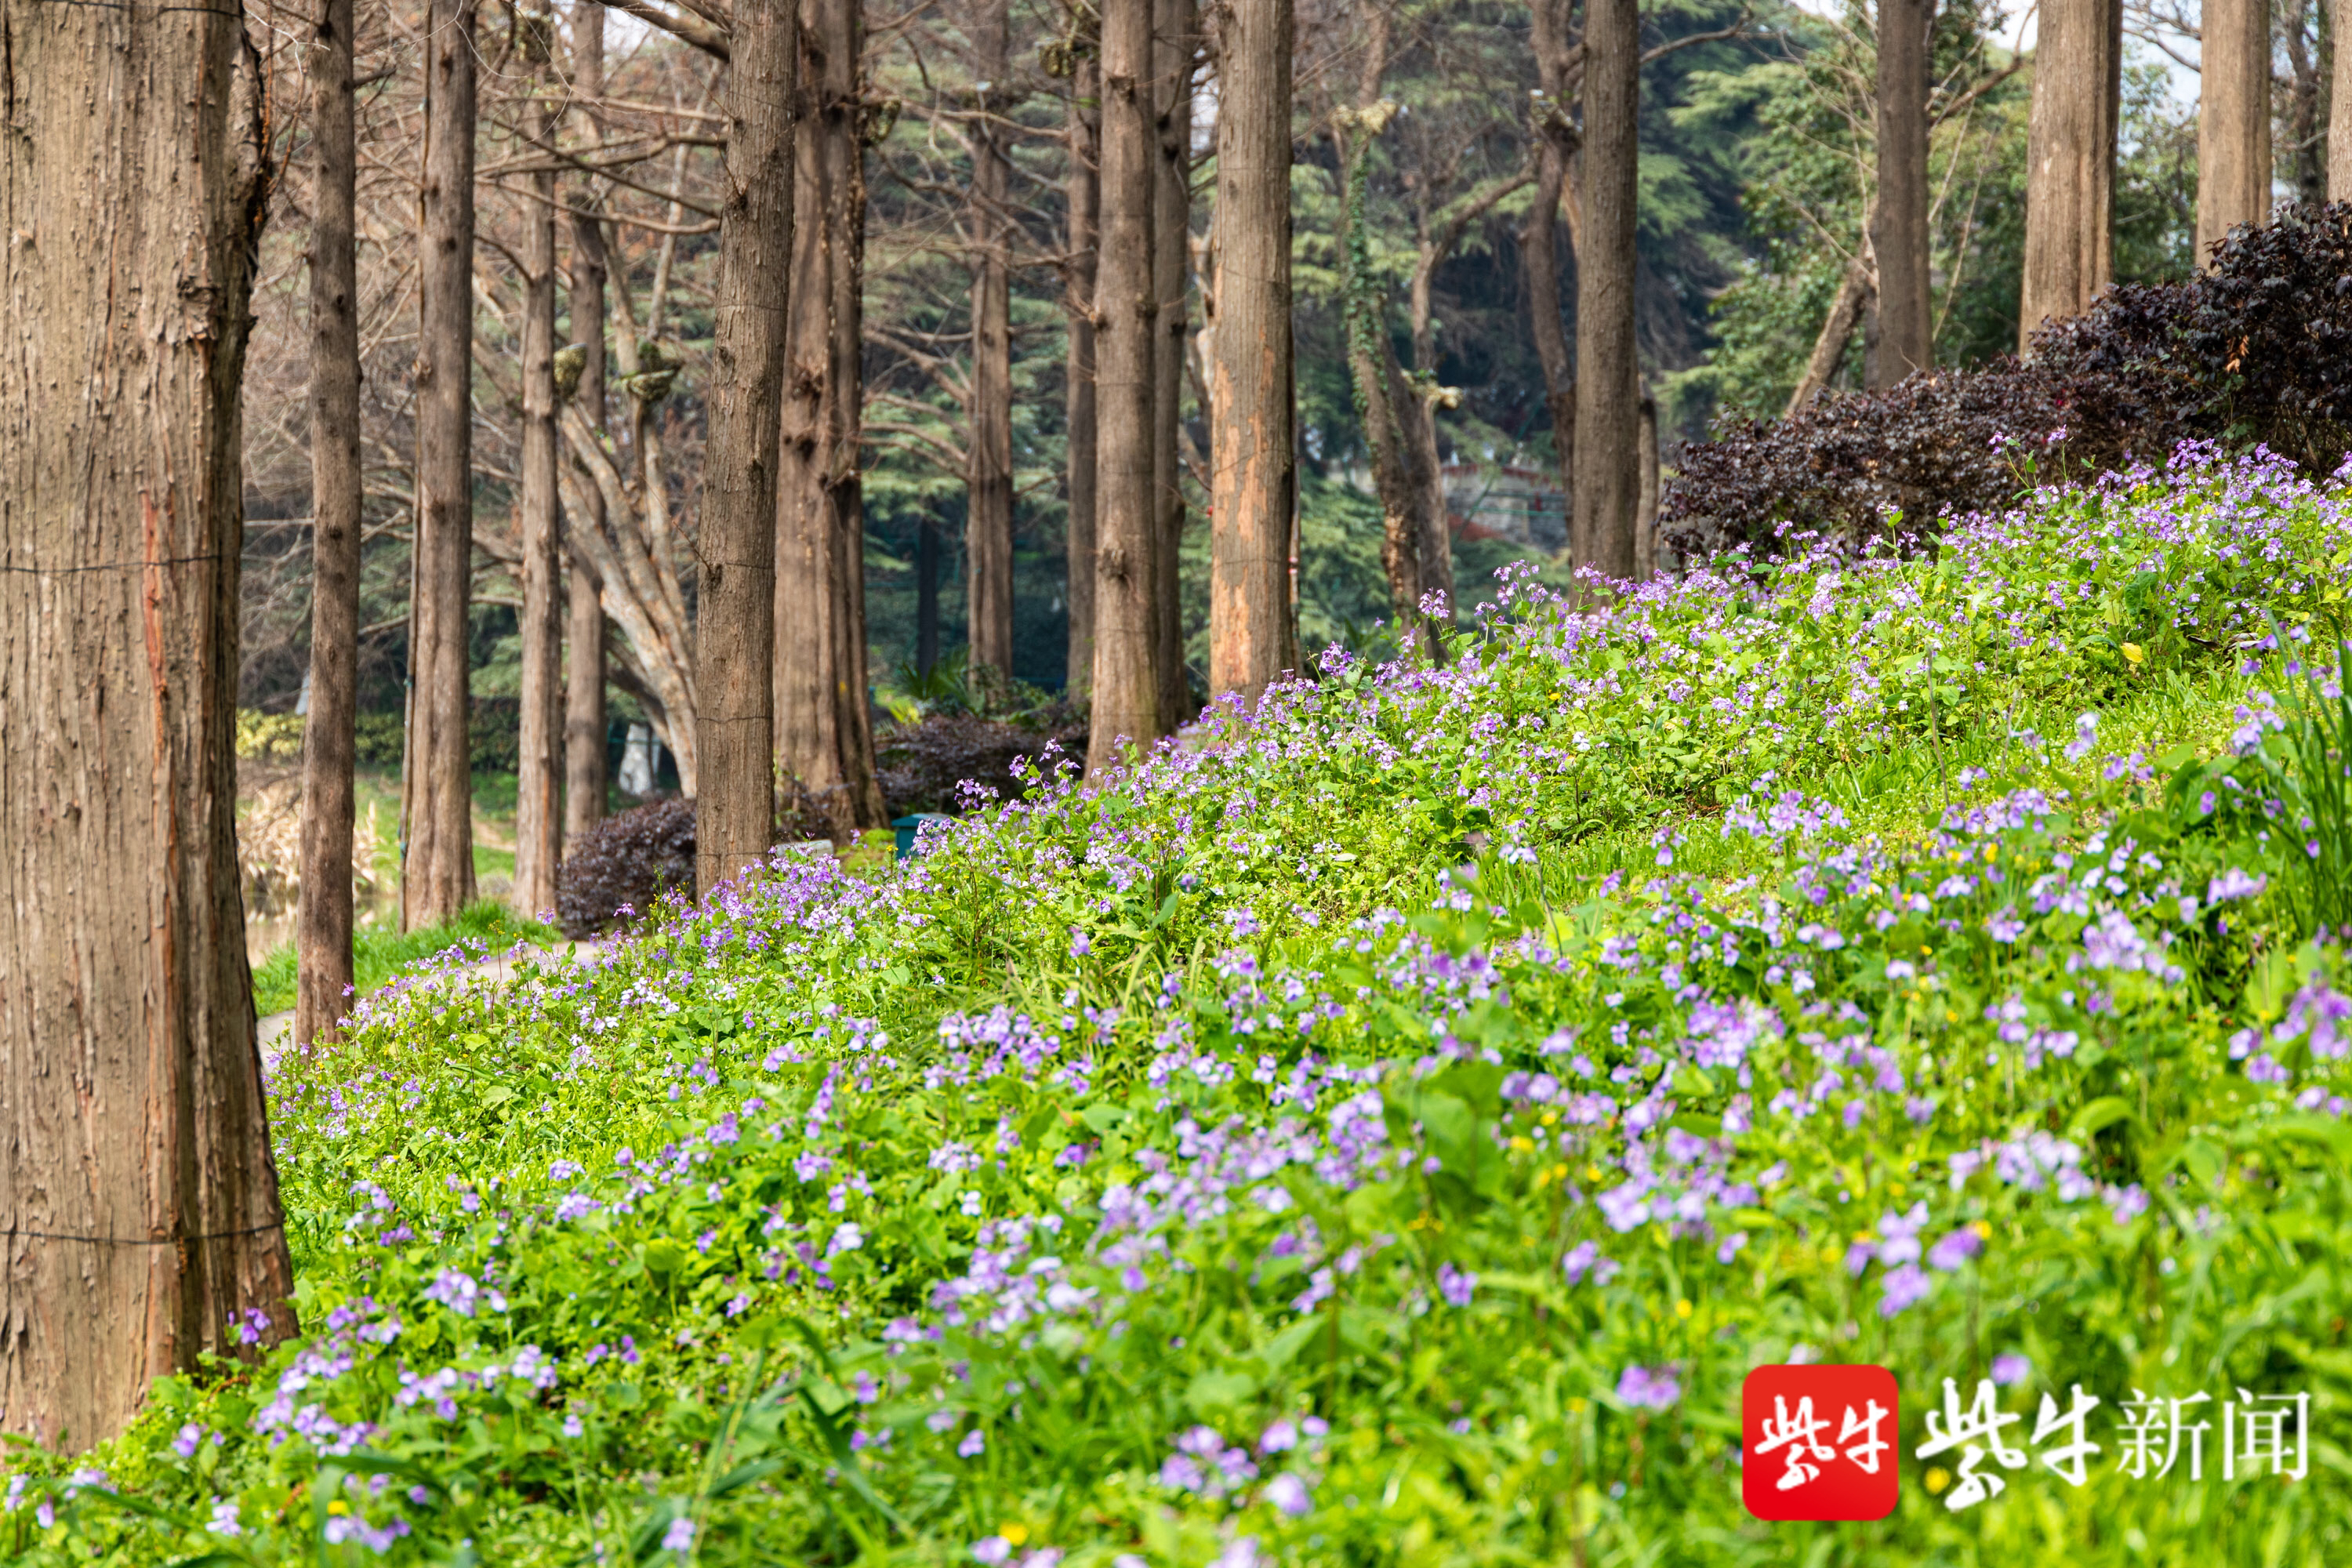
[1666,204,2352,556]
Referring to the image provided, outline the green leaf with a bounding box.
[2067,1096,2134,1142]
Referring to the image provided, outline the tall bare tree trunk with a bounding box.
[2198,0,2273,259]
[1207,0,1295,706]
[298,0,364,1044]
[1526,0,1580,503]
[564,2,611,852]
[404,0,481,930]
[1065,53,1102,706]
[514,14,564,916]
[917,515,942,674]
[1152,0,1193,725]
[1573,0,1639,587]
[1871,0,1931,383]
[1338,118,1446,651]
[2333,0,2352,197]
[966,0,1017,683]
[0,0,296,1446]
[1635,390,1659,579]
[2019,0,2118,347]
[1087,0,1164,768]
[779,0,889,834]
[697,0,794,891]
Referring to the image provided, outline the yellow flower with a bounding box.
[2122,643,2145,664]
[1001,1524,1029,1547]
[1510,1135,1535,1152]
[1675,1298,1693,1321]
[1925,1467,1951,1494]
[1973,1220,1994,1240]
[1585,1164,1603,1182]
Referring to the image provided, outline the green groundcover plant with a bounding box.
[12,444,2352,1567]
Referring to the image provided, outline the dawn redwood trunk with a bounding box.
[1870,0,1931,384]
[916,517,942,673]
[1572,0,1639,588]
[1087,0,1164,768]
[965,0,1017,681]
[2198,0,2272,259]
[514,23,564,917]
[1206,0,1295,706]
[1151,0,1193,727]
[2334,0,2352,197]
[565,1,609,851]
[696,0,794,891]
[1338,121,1445,651]
[298,0,364,1044]
[1064,53,1102,706]
[2018,0,2118,347]
[1526,0,1580,505]
[404,0,481,929]
[777,0,889,834]
[0,0,296,1446]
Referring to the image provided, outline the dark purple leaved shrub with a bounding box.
[556,796,695,938]
[1665,203,2352,557]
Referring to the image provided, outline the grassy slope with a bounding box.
[23,455,2352,1568]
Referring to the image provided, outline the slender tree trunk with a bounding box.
[2019,0,2118,347]
[1635,391,1659,579]
[1152,0,1193,725]
[2332,0,2352,197]
[917,515,942,674]
[696,0,794,892]
[404,0,481,929]
[1526,0,1580,502]
[2198,0,2273,259]
[1207,0,1294,706]
[1788,254,1875,413]
[966,0,1017,683]
[514,16,564,917]
[1871,0,1931,383]
[566,1,610,852]
[298,0,364,1045]
[779,0,889,833]
[0,0,296,1446]
[1087,0,1164,768]
[1573,0,1639,588]
[1065,53,1102,706]
[1338,122,1446,652]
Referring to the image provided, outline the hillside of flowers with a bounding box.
[13,445,2352,1566]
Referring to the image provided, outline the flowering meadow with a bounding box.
[14,445,2352,1566]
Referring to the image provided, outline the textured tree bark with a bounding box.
[1086,0,1164,769]
[1870,0,1931,384]
[1206,0,1295,707]
[514,17,564,918]
[404,0,481,929]
[2018,0,2117,347]
[0,0,296,1446]
[299,0,364,1045]
[2198,0,2272,260]
[2334,0,2352,198]
[1526,0,1580,509]
[1151,0,1194,726]
[1573,0,1640,588]
[778,0,890,835]
[965,0,1017,682]
[1064,54,1102,706]
[696,0,794,892]
[564,2,611,853]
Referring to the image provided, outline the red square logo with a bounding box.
[1741,1363,1900,1520]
